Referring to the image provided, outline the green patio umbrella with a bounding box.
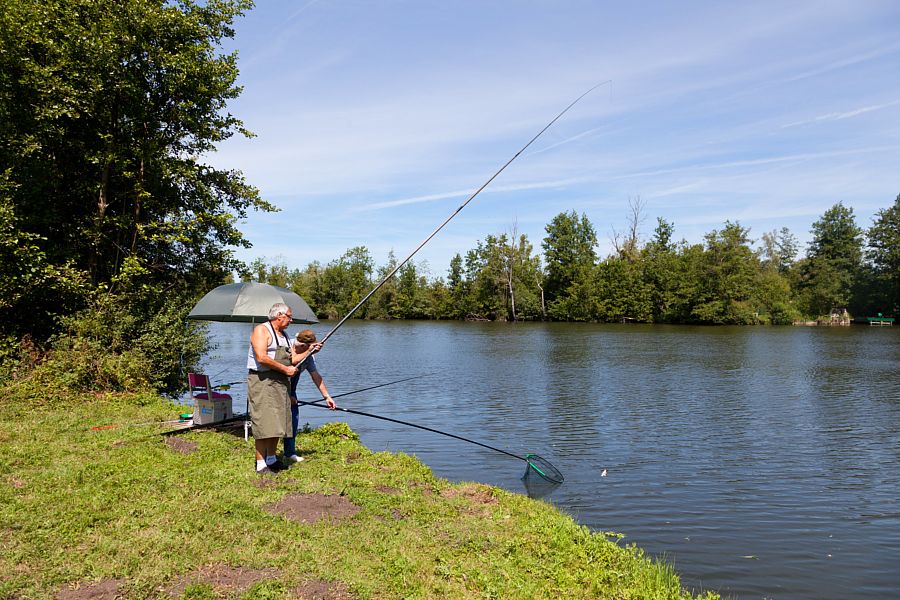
[186,282,318,324]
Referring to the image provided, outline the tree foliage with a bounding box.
[796,202,864,317]
[0,0,268,392]
[865,194,900,315]
[542,210,597,310]
[692,222,759,324]
[760,227,798,273]
[247,199,898,326]
[314,246,375,319]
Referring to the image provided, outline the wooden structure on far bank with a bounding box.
[794,307,851,327]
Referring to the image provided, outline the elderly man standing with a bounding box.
[247,302,298,474]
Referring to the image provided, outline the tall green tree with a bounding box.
[754,267,800,324]
[459,231,545,321]
[444,253,468,319]
[425,277,450,320]
[394,261,431,319]
[642,218,679,322]
[464,235,508,320]
[693,221,760,324]
[542,210,598,313]
[0,0,269,348]
[754,227,800,323]
[499,228,543,321]
[244,256,289,287]
[866,194,900,315]
[368,251,399,319]
[593,257,652,322]
[320,246,374,319]
[289,261,324,315]
[807,203,864,269]
[797,202,864,316]
[669,242,706,323]
[760,227,799,273]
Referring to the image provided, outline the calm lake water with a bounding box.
[194,320,899,599]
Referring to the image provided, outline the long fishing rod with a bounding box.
[158,373,433,437]
[320,80,611,344]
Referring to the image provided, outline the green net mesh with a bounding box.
[521,454,564,498]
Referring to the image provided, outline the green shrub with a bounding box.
[311,421,360,442]
[2,289,208,404]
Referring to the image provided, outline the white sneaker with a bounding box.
[286,454,304,463]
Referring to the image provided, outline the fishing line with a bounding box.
[320,80,611,344]
[300,372,435,406]
[207,381,244,391]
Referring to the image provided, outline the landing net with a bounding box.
[521,454,564,499]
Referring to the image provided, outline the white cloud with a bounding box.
[781,99,900,128]
[210,1,900,272]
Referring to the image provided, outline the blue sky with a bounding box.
[211,0,900,278]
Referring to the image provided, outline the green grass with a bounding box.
[0,393,719,599]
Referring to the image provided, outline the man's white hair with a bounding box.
[268,302,290,321]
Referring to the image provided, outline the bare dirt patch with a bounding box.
[165,437,197,454]
[440,484,498,505]
[375,484,398,495]
[7,475,25,489]
[162,564,279,598]
[265,493,361,524]
[292,578,354,599]
[254,476,279,489]
[54,578,126,599]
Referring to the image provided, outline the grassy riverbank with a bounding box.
[0,392,718,599]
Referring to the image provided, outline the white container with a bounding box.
[193,398,233,425]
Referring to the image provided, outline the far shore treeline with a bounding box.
[0,0,898,400]
[245,198,900,327]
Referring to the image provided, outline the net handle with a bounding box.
[299,400,525,462]
[302,402,563,484]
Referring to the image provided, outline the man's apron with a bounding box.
[247,323,292,439]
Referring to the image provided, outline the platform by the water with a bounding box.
[867,316,894,326]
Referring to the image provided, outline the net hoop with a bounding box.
[522,453,564,485]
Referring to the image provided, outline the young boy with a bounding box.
[285,329,336,462]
